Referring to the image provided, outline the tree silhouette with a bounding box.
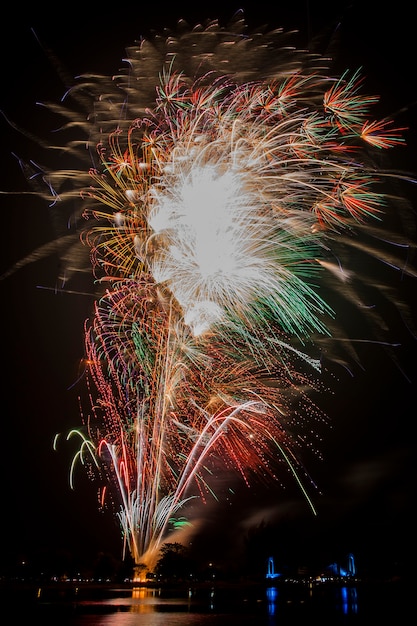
[154,543,194,581]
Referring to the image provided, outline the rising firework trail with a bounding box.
[3,13,416,574]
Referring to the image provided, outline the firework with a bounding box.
[5,13,415,574]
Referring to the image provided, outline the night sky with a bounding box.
[1,1,416,579]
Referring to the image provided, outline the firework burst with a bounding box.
[4,13,416,573]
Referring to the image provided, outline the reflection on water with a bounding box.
[266,585,278,616]
[87,608,210,626]
[2,579,411,625]
[340,585,358,615]
[70,582,368,625]
[83,586,204,624]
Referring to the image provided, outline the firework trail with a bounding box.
[4,13,416,572]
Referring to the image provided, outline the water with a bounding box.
[1,580,412,625]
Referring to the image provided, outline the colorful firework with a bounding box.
[6,14,415,573]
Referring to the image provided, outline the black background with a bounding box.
[1,1,416,578]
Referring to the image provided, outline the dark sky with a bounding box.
[1,1,416,578]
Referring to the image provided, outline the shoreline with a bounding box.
[0,574,411,593]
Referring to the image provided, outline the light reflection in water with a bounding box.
[340,586,358,614]
[96,613,201,626]
[266,586,278,616]
[70,582,364,624]
[93,587,199,625]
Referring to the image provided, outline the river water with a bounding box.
[1,579,412,625]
